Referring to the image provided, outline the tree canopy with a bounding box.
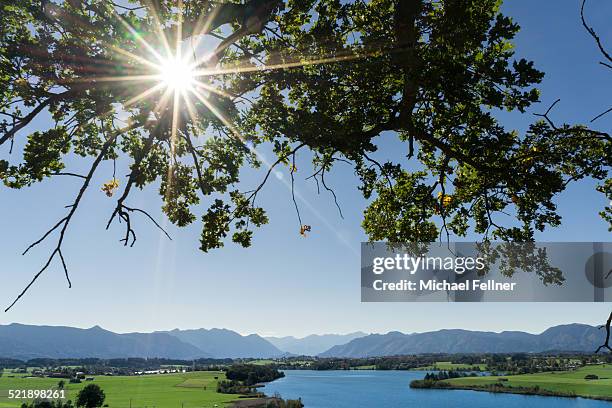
[76,384,105,408]
[0,0,610,309]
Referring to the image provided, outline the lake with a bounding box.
[262,370,611,408]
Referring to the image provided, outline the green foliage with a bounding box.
[225,364,285,386]
[597,179,612,231]
[0,0,609,258]
[216,379,253,395]
[3,127,71,187]
[266,398,304,408]
[20,401,73,408]
[75,384,104,408]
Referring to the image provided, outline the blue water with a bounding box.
[262,370,611,408]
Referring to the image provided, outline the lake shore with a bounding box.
[410,380,612,402]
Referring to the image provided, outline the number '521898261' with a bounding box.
[8,389,66,399]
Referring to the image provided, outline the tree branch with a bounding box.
[290,149,303,228]
[596,311,612,353]
[181,130,208,197]
[591,106,612,123]
[581,0,612,66]
[52,172,87,179]
[0,91,72,147]
[320,168,344,219]
[5,123,135,312]
[244,143,306,205]
[535,99,612,142]
[123,205,172,242]
[106,132,156,237]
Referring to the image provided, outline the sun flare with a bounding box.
[158,57,196,92]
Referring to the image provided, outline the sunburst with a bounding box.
[84,3,370,127]
[158,56,197,92]
[71,2,369,243]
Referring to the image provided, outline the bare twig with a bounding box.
[5,123,136,312]
[106,133,156,238]
[0,91,71,147]
[596,311,612,353]
[123,205,172,242]
[181,130,208,197]
[581,0,612,123]
[57,249,71,288]
[591,106,612,123]
[363,152,393,190]
[534,98,561,129]
[52,172,87,179]
[290,149,303,228]
[320,168,344,219]
[244,143,306,205]
[535,99,612,142]
[111,1,145,11]
[581,0,612,65]
[22,216,69,256]
[304,155,345,218]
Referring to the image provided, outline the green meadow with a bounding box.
[244,360,276,366]
[0,371,246,408]
[447,364,612,399]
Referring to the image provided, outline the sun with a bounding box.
[158,57,196,91]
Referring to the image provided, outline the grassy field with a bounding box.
[447,364,612,399]
[0,371,246,408]
[244,360,276,366]
[416,361,487,371]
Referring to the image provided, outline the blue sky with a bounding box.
[0,0,611,337]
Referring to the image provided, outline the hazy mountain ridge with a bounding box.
[161,328,285,359]
[0,324,283,360]
[0,323,605,360]
[319,324,606,357]
[265,332,368,356]
[0,324,206,360]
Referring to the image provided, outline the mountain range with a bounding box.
[0,324,284,360]
[265,332,368,356]
[0,323,606,360]
[320,324,606,357]
[0,324,205,360]
[160,328,284,359]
